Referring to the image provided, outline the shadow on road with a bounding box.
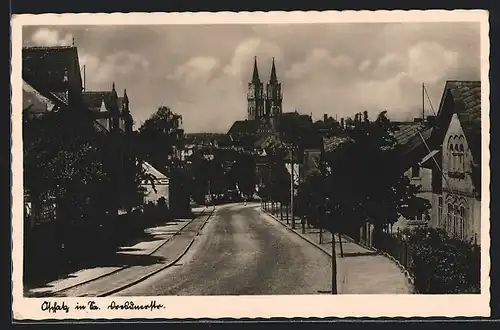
[23,218,179,292]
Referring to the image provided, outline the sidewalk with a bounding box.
[262,206,413,294]
[25,206,211,297]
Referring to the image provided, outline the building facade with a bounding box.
[393,81,482,245]
[82,84,133,134]
[425,81,482,245]
[247,57,283,130]
[437,110,481,244]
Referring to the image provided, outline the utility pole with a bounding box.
[422,82,425,121]
[331,231,337,294]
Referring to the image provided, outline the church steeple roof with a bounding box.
[270,57,278,83]
[252,56,260,82]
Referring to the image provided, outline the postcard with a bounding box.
[11,10,490,320]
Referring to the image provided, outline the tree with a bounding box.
[23,108,121,265]
[24,110,113,218]
[321,110,431,232]
[310,111,432,294]
[296,170,326,235]
[232,152,257,197]
[137,106,189,214]
[137,106,184,173]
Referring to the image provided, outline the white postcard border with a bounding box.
[11,10,491,320]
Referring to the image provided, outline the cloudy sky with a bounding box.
[23,23,480,133]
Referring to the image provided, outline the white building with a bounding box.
[399,81,481,245]
[141,161,170,205]
[426,81,482,244]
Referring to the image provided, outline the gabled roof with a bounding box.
[435,80,481,164]
[393,121,426,146]
[82,91,119,112]
[227,119,261,135]
[23,80,56,114]
[278,112,312,134]
[142,161,169,184]
[322,136,353,153]
[392,120,434,171]
[22,46,82,94]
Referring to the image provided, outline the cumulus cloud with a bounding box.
[358,59,371,72]
[407,41,459,83]
[79,50,150,87]
[285,49,354,80]
[163,38,285,132]
[223,38,283,81]
[30,28,73,46]
[22,23,480,132]
[377,53,402,68]
[168,56,220,87]
[284,40,467,122]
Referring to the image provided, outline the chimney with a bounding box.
[323,114,328,122]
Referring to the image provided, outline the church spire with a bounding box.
[252,56,260,82]
[270,57,278,83]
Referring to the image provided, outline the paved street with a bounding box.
[25,207,211,297]
[116,203,334,296]
[263,204,413,294]
[27,202,411,297]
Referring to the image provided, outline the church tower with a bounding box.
[122,89,133,134]
[247,57,265,121]
[265,57,283,130]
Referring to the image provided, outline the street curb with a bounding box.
[262,208,415,294]
[98,206,216,297]
[37,206,209,297]
[363,245,417,294]
[333,229,416,293]
[260,208,348,291]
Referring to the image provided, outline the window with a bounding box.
[454,144,460,173]
[453,205,458,235]
[446,203,453,231]
[449,143,455,172]
[411,165,420,178]
[460,206,466,240]
[458,144,465,173]
[415,213,422,221]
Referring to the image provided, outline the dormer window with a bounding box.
[99,99,107,112]
[447,136,466,178]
